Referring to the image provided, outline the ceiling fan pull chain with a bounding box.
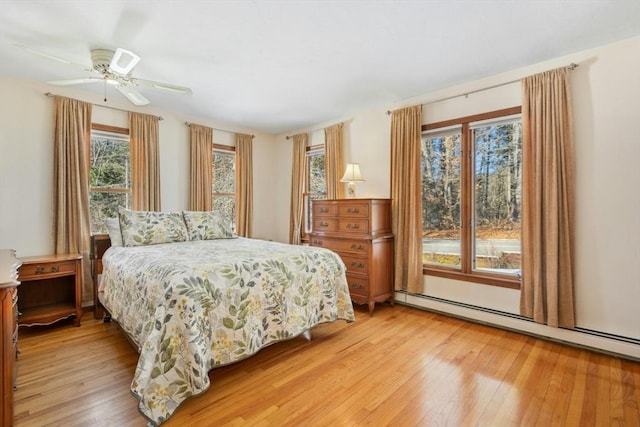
[104,79,107,102]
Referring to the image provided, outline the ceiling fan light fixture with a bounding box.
[109,48,140,75]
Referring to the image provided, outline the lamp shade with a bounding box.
[340,163,365,182]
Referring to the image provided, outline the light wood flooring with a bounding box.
[13,304,640,426]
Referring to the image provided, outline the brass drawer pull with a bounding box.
[350,262,365,269]
[320,222,329,227]
[349,282,364,291]
[346,223,360,230]
[346,208,360,214]
[350,244,365,250]
[312,239,323,246]
[320,208,329,213]
[35,266,59,274]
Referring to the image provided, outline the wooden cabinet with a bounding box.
[310,199,394,315]
[1,249,21,427]
[17,254,82,328]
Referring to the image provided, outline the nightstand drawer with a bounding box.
[310,236,369,255]
[19,261,77,279]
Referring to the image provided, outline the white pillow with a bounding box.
[105,217,123,247]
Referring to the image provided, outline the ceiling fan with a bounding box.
[14,43,192,106]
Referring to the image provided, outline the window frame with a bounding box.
[421,106,522,290]
[88,123,131,234]
[302,144,326,241]
[212,143,236,230]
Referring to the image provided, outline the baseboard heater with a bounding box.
[396,291,640,360]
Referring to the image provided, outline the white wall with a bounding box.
[0,76,278,256]
[273,36,640,357]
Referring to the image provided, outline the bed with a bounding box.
[93,209,355,426]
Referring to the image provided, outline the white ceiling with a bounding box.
[1,1,639,134]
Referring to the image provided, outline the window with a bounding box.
[213,147,236,231]
[421,107,522,288]
[89,125,131,233]
[304,146,326,234]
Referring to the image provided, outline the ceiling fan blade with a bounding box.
[109,48,140,75]
[48,77,104,86]
[13,43,96,74]
[133,78,193,95]
[116,84,150,106]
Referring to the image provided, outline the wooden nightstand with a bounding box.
[17,254,82,327]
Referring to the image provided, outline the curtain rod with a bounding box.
[285,121,344,140]
[44,92,164,120]
[386,63,579,115]
[184,122,254,138]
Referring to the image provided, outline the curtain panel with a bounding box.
[188,124,213,211]
[129,112,161,211]
[324,123,345,199]
[235,133,253,237]
[390,105,424,294]
[520,68,576,328]
[53,96,93,304]
[289,133,308,244]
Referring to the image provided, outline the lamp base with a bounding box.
[346,182,356,198]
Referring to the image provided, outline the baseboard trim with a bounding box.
[395,291,640,362]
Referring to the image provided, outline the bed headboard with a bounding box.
[91,233,112,319]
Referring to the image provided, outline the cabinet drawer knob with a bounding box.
[35,266,59,274]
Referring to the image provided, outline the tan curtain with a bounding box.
[289,133,308,244]
[188,124,213,211]
[390,105,423,294]
[520,68,576,328]
[235,133,253,237]
[53,96,92,304]
[129,112,161,211]
[324,123,345,199]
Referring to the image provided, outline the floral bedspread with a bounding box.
[99,238,355,425]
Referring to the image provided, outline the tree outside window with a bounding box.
[421,107,522,288]
[89,127,131,233]
[304,148,326,235]
[213,149,236,232]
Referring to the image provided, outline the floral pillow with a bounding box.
[182,211,235,240]
[118,208,189,246]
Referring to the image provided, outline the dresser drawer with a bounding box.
[310,236,369,255]
[313,203,337,217]
[338,203,369,218]
[313,217,338,233]
[19,260,76,279]
[346,273,369,298]
[340,254,368,275]
[338,219,369,234]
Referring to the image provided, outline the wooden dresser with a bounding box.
[1,249,21,427]
[309,198,394,315]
